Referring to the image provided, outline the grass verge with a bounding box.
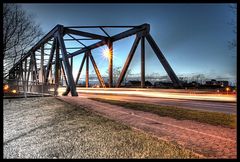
[4,97,199,158]
[89,98,236,129]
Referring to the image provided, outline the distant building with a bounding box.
[126,81,140,87]
[205,79,229,87]
[145,81,153,87]
[154,81,173,88]
[126,80,153,87]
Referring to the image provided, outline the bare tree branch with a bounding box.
[3,3,43,78]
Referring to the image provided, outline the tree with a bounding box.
[3,3,43,78]
[105,66,121,86]
[105,66,132,86]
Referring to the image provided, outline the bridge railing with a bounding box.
[3,79,58,98]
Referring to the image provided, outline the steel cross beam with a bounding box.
[45,38,56,83]
[67,33,87,47]
[9,25,60,71]
[145,34,182,87]
[60,61,68,86]
[68,24,150,58]
[64,28,107,40]
[75,53,86,84]
[116,35,141,87]
[89,51,106,88]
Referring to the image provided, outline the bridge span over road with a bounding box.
[57,87,237,114]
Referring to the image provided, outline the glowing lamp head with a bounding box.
[11,89,17,94]
[4,84,9,91]
[226,87,230,91]
[101,46,113,61]
[102,48,111,59]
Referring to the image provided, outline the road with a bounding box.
[77,93,236,114]
[73,88,236,102]
[56,87,236,114]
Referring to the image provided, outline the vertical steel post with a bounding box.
[57,26,78,96]
[141,36,145,88]
[24,59,27,82]
[19,62,23,90]
[49,68,53,84]
[86,51,89,88]
[27,55,33,91]
[32,52,38,85]
[40,44,45,83]
[107,39,113,87]
[31,57,34,85]
[54,40,60,96]
[20,61,27,98]
[71,57,73,73]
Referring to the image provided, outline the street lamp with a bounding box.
[102,47,110,60]
[226,87,230,95]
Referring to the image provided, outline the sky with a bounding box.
[20,3,237,84]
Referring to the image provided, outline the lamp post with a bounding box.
[226,87,230,95]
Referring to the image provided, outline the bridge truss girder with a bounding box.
[9,23,182,96]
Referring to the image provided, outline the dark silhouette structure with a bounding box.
[8,23,182,96]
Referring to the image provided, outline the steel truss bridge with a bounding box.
[8,23,182,96]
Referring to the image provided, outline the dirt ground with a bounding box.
[3,97,197,159]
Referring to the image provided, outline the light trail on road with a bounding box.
[78,93,236,114]
[57,87,236,102]
[56,87,236,114]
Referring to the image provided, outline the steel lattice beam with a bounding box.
[145,34,182,87]
[64,28,107,40]
[57,28,78,96]
[9,23,182,96]
[89,51,106,88]
[45,38,56,83]
[116,35,141,87]
[75,53,86,84]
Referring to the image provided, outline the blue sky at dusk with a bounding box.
[21,3,237,83]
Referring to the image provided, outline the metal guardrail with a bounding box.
[3,79,58,98]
